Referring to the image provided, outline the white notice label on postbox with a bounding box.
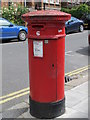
[33,41,43,57]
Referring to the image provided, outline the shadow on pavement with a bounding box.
[0,39,17,44]
[2,107,28,118]
[0,39,26,44]
[76,46,90,56]
[66,31,78,35]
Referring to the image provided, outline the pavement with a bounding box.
[1,71,88,119]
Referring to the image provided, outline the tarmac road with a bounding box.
[0,30,89,111]
[65,30,89,73]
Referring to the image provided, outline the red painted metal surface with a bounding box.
[27,22,65,40]
[28,36,65,102]
[28,39,57,102]
[22,10,71,103]
[22,10,71,22]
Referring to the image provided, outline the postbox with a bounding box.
[22,10,71,119]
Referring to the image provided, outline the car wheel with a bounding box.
[18,31,26,41]
[79,25,84,32]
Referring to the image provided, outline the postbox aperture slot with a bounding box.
[32,25,44,30]
[32,25,43,29]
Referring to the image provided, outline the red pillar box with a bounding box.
[22,10,71,119]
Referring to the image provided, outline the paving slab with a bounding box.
[2,107,28,118]
[0,113,2,120]
[22,109,34,118]
[65,90,88,108]
[58,107,88,118]
[72,98,88,114]
[8,102,29,110]
[2,102,29,118]
[71,82,88,94]
[60,110,88,118]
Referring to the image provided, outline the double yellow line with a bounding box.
[65,65,90,77]
[0,65,89,105]
[0,88,30,105]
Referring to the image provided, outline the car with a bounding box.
[65,16,84,34]
[0,18,28,41]
[81,13,90,29]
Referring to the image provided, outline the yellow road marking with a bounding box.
[0,91,30,105]
[0,65,89,104]
[0,87,29,100]
[68,67,88,76]
[84,23,88,25]
[65,65,90,76]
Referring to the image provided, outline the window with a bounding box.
[0,20,10,26]
[50,0,54,4]
[56,0,59,4]
[8,2,12,7]
[45,0,49,3]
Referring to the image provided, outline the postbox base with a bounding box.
[29,96,65,119]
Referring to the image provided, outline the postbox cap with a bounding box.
[22,10,71,23]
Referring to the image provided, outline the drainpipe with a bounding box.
[24,0,26,7]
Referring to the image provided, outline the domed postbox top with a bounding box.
[22,10,71,23]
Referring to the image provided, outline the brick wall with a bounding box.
[1,0,61,10]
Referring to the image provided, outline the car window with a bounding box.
[0,20,10,26]
[67,17,76,23]
[65,17,77,24]
[71,17,77,21]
